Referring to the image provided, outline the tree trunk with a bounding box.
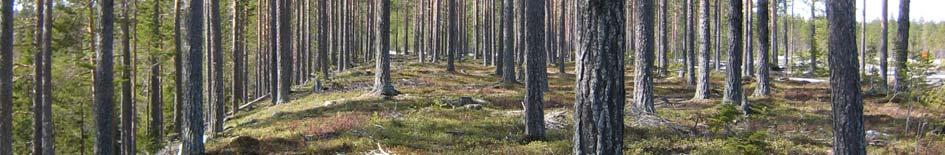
[231,0,245,115]
[149,0,164,146]
[0,0,12,152]
[657,0,668,77]
[119,0,136,152]
[180,0,206,152]
[825,0,866,153]
[34,0,55,153]
[893,0,909,93]
[370,0,399,97]
[860,0,866,76]
[745,0,754,77]
[772,0,779,68]
[572,0,626,154]
[633,0,657,114]
[276,0,292,104]
[446,0,457,72]
[94,0,118,153]
[523,0,546,141]
[173,0,183,137]
[808,0,817,77]
[693,0,712,100]
[754,0,770,97]
[501,0,516,84]
[209,0,225,135]
[879,0,888,92]
[724,0,744,106]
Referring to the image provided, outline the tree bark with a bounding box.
[94,0,118,153]
[724,0,744,106]
[173,0,184,137]
[119,0,135,152]
[825,0,866,153]
[633,0,657,114]
[693,0,712,100]
[370,0,399,97]
[501,0,516,84]
[180,0,206,152]
[446,0,457,72]
[209,0,225,135]
[754,0,771,97]
[34,0,55,153]
[523,0,546,141]
[572,0,626,154]
[231,0,245,115]
[276,0,292,104]
[0,0,12,152]
[892,0,909,93]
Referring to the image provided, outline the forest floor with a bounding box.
[201,60,945,154]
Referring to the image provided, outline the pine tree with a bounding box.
[0,0,12,153]
[825,0,866,153]
[754,0,771,97]
[724,0,744,106]
[693,0,712,100]
[523,0,546,141]
[94,0,118,153]
[572,0,626,153]
[893,0,910,93]
[180,0,206,152]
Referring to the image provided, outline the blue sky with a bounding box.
[785,0,945,22]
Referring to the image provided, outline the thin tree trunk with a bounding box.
[149,0,164,146]
[208,0,225,135]
[276,0,292,104]
[173,0,183,136]
[825,0,866,153]
[119,0,135,152]
[231,0,245,114]
[879,0,888,92]
[447,0,457,72]
[808,0,817,77]
[892,0,910,93]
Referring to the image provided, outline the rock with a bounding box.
[462,104,482,110]
[544,111,569,130]
[865,130,890,146]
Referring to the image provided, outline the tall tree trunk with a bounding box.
[745,0,754,77]
[119,0,135,152]
[754,0,771,97]
[34,0,55,153]
[825,0,866,153]
[209,0,225,135]
[523,0,546,141]
[808,0,817,77]
[657,0,668,77]
[231,0,245,115]
[180,0,206,152]
[892,0,909,93]
[319,0,329,81]
[94,0,118,153]
[446,0,457,72]
[632,0,657,114]
[370,0,399,97]
[572,0,626,154]
[173,0,184,137]
[772,0,779,68]
[149,0,164,146]
[0,0,12,152]
[501,0,516,84]
[724,0,744,106]
[879,0,888,92]
[276,0,292,104]
[694,0,712,100]
[860,0,866,76]
[686,0,696,86]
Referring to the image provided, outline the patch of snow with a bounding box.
[787,77,828,83]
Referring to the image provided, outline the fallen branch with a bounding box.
[228,94,270,116]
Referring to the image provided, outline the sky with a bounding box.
[786,0,945,22]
